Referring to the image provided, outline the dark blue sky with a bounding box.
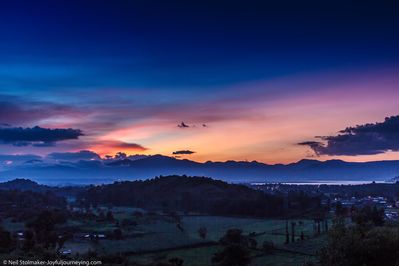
[1,0,399,90]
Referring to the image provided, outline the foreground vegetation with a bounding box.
[0,176,398,265]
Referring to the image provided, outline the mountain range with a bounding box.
[1,154,399,185]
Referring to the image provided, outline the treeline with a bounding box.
[79,175,321,217]
[0,190,67,221]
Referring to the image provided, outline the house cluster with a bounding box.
[330,195,399,221]
[72,232,107,243]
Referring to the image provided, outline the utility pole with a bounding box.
[291,222,296,242]
[285,220,289,244]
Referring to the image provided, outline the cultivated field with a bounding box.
[62,207,325,265]
[2,207,325,265]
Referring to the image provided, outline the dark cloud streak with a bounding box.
[299,116,399,156]
[177,122,190,128]
[103,141,148,151]
[0,126,83,147]
[172,150,196,155]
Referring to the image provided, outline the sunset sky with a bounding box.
[1,0,399,164]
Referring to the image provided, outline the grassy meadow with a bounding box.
[63,207,324,265]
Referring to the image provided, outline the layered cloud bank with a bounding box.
[300,116,399,156]
[0,125,83,147]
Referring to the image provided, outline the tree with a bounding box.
[351,205,385,227]
[26,209,67,249]
[371,206,385,226]
[319,221,399,266]
[121,218,137,227]
[57,235,68,252]
[168,258,184,266]
[198,227,207,240]
[291,222,296,242]
[262,241,274,254]
[213,229,251,266]
[133,211,144,218]
[22,229,35,252]
[248,238,257,249]
[285,220,289,244]
[168,211,181,224]
[219,229,248,246]
[335,201,347,217]
[155,257,184,266]
[113,228,123,240]
[98,211,106,221]
[0,227,14,252]
[212,244,251,266]
[106,211,114,222]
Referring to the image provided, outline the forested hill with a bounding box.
[0,178,49,192]
[80,175,321,217]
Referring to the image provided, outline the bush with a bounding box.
[262,241,274,254]
[320,222,399,266]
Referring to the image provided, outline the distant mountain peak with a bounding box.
[296,159,321,164]
[2,155,399,185]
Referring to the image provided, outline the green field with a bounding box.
[2,207,325,265]
[78,211,325,253]
[61,207,326,265]
[2,218,24,232]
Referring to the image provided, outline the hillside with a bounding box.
[81,175,320,217]
[0,178,50,192]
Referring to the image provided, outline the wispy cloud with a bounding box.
[0,95,82,126]
[47,150,100,161]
